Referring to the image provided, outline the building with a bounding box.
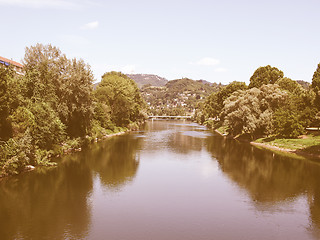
[0,56,24,75]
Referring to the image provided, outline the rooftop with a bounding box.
[0,56,23,68]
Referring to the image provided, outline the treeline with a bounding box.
[195,65,320,139]
[0,44,146,176]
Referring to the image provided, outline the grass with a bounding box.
[215,125,228,135]
[255,134,320,155]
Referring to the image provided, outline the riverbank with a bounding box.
[214,125,320,160]
[0,130,128,179]
[252,135,320,160]
[214,126,228,136]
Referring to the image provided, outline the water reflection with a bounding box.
[205,135,320,235]
[85,135,141,189]
[144,120,209,154]
[0,133,142,240]
[0,154,92,240]
[1,120,320,239]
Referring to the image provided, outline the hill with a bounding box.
[165,78,217,93]
[296,80,310,90]
[126,74,168,88]
[142,78,221,116]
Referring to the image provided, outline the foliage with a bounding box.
[249,65,284,88]
[223,84,288,137]
[0,44,147,176]
[276,77,318,128]
[28,102,66,149]
[95,71,145,126]
[312,63,320,110]
[273,104,305,138]
[58,58,94,137]
[206,65,318,139]
[22,44,94,137]
[0,65,14,140]
[34,148,57,166]
[203,81,247,120]
[276,77,305,96]
[0,130,32,175]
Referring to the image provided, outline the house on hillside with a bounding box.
[0,56,24,75]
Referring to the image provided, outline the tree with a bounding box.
[275,77,305,96]
[273,106,304,138]
[10,103,65,149]
[312,63,320,111]
[276,77,317,128]
[203,81,247,120]
[58,58,94,137]
[22,44,94,137]
[223,84,288,137]
[22,44,67,104]
[0,65,14,140]
[249,65,284,88]
[95,72,145,126]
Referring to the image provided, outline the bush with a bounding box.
[0,131,33,175]
[34,147,56,166]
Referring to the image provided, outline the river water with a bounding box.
[1,120,320,240]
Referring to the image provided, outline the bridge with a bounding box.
[148,115,192,119]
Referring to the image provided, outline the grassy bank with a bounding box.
[253,134,320,158]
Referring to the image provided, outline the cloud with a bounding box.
[214,67,227,72]
[191,57,220,66]
[0,0,83,9]
[81,21,99,30]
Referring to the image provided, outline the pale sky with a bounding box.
[1,0,320,84]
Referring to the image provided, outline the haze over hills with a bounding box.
[126,74,168,88]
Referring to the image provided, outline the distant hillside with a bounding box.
[296,80,310,90]
[93,82,99,90]
[141,77,222,116]
[126,74,168,88]
[196,79,214,86]
[165,78,219,93]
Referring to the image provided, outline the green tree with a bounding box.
[0,65,14,140]
[22,44,67,104]
[10,103,65,149]
[22,44,94,137]
[223,84,288,137]
[276,77,317,128]
[276,77,304,96]
[203,81,247,120]
[249,65,284,88]
[312,63,320,111]
[58,58,94,137]
[95,72,145,126]
[273,105,304,138]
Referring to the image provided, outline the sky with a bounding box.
[1,0,320,84]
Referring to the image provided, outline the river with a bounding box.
[1,120,320,240]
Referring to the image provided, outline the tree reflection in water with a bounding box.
[205,135,320,236]
[0,154,92,240]
[1,121,320,239]
[86,135,141,189]
[0,134,142,240]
